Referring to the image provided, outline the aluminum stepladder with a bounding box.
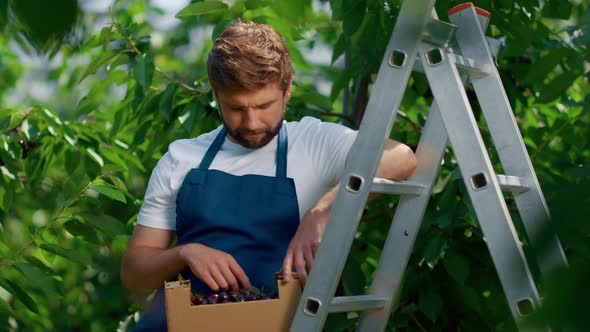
[289,1,568,331]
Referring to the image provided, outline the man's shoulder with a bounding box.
[286,116,355,140]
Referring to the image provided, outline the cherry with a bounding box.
[218,291,230,303]
[191,294,205,306]
[206,293,219,304]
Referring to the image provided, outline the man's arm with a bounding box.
[121,225,252,292]
[375,139,417,181]
[282,139,417,285]
[120,226,187,291]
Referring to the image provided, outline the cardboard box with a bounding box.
[165,276,302,332]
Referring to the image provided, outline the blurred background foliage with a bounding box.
[0,0,588,331]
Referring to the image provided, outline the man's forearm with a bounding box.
[120,245,187,291]
[309,184,340,222]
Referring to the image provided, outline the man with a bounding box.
[121,21,417,331]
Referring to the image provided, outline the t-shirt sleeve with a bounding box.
[137,152,178,230]
[301,117,358,187]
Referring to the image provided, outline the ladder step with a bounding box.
[496,174,529,193]
[328,295,388,313]
[371,178,425,195]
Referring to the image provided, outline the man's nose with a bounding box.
[243,109,261,129]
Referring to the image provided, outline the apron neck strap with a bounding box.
[276,123,287,178]
[198,124,288,178]
[198,127,227,170]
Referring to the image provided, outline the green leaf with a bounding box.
[523,49,565,84]
[418,286,442,322]
[458,285,482,313]
[0,296,12,315]
[86,147,104,167]
[443,250,470,284]
[78,51,120,84]
[80,213,127,238]
[541,0,572,19]
[0,278,39,314]
[536,71,580,103]
[342,0,366,37]
[212,19,236,41]
[175,1,229,18]
[39,243,92,266]
[133,52,155,92]
[90,184,126,203]
[244,0,272,10]
[160,84,178,122]
[64,219,101,244]
[13,262,62,298]
[292,90,333,111]
[331,34,347,65]
[24,255,57,276]
[423,234,447,266]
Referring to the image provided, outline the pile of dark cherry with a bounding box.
[191,288,279,305]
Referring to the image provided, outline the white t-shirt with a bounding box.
[137,116,358,230]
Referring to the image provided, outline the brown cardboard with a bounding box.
[165,276,302,332]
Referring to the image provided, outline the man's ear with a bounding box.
[284,79,293,102]
[213,92,223,118]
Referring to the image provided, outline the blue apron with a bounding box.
[131,125,300,331]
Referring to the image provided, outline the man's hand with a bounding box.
[281,207,329,287]
[281,185,339,287]
[179,243,251,292]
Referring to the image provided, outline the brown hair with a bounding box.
[207,21,293,93]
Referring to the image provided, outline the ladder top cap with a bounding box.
[448,2,491,18]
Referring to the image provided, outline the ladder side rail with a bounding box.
[449,6,568,277]
[289,1,437,331]
[417,42,545,329]
[356,102,449,332]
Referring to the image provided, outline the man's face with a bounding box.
[216,82,290,149]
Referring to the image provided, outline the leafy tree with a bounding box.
[0,0,588,331]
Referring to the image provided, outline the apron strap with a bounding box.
[198,127,227,170]
[199,124,288,177]
[276,123,288,178]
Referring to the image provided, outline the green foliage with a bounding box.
[0,0,588,331]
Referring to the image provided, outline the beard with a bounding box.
[222,115,284,149]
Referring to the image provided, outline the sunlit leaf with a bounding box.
[90,184,126,203]
[176,1,229,18]
[39,244,92,266]
[78,51,120,84]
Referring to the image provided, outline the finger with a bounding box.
[200,272,220,292]
[210,267,229,291]
[228,260,251,289]
[282,249,294,282]
[220,264,240,290]
[294,248,307,286]
[303,246,314,272]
